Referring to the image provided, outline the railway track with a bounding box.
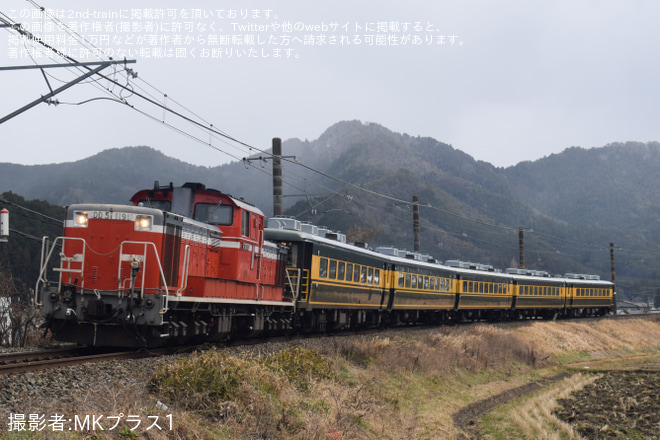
[0,347,171,375]
[2,312,657,376]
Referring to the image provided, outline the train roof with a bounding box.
[265,217,614,286]
[130,181,264,216]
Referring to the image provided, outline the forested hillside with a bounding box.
[1,121,659,297]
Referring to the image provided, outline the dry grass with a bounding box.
[3,318,659,439]
[514,318,660,358]
[509,373,601,440]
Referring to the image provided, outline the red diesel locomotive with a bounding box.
[36,182,291,347]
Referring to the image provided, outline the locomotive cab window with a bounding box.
[136,199,171,211]
[194,203,233,225]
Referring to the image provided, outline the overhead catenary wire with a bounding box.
[0,5,628,256]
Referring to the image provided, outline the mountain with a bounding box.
[1,120,659,295]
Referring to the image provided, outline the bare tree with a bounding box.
[0,270,45,347]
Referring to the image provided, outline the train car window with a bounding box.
[463,281,468,292]
[319,258,328,278]
[353,265,360,283]
[478,283,483,294]
[489,283,494,294]
[374,269,380,285]
[360,267,367,284]
[435,278,440,291]
[329,260,337,279]
[411,275,417,289]
[405,274,411,288]
[398,273,404,287]
[418,276,423,289]
[367,267,373,284]
[422,277,427,290]
[346,264,353,282]
[241,210,249,236]
[137,199,171,211]
[503,284,507,294]
[337,262,345,281]
[193,203,233,225]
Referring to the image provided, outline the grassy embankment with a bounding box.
[3,317,660,439]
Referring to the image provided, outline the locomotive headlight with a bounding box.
[74,211,88,228]
[134,215,153,231]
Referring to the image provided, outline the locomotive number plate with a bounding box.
[90,211,133,221]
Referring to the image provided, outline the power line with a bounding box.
[0,7,629,256]
[0,197,62,226]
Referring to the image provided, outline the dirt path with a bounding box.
[452,373,571,440]
[453,352,660,440]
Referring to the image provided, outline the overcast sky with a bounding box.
[1,0,659,168]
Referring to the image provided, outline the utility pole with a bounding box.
[0,209,7,243]
[610,242,617,314]
[272,138,283,217]
[518,227,525,269]
[412,195,420,252]
[242,138,295,217]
